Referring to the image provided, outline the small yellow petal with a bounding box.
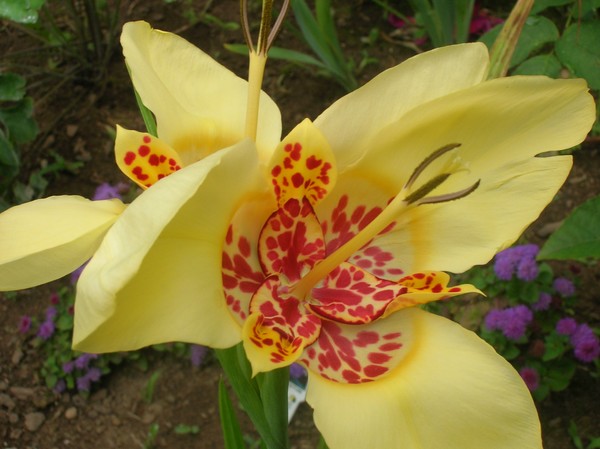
[115,125,183,189]
[269,119,337,206]
[0,196,125,290]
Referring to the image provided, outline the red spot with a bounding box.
[132,166,149,181]
[272,165,282,177]
[159,155,167,163]
[149,154,160,166]
[353,331,379,347]
[238,237,251,258]
[449,287,461,293]
[143,135,151,143]
[169,158,177,166]
[379,342,402,351]
[124,151,136,165]
[368,352,392,364]
[306,155,322,169]
[364,364,388,378]
[138,145,150,157]
[291,173,304,188]
[342,369,361,383]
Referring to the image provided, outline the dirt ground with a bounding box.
[0,1,599,448]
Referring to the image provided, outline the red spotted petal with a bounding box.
[259,197,326,282]
[299,318,411,384]
[308,262,406,324]
[115,127,183,189]
[269,119,336,206]
[243,275,322,372]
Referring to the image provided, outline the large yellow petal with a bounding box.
[73,140,271,352]
[121,21,282,163]
[344,76,594,273]
[0,196,125,291]
[357,76,593,193]
[314,43,490,171]
[307,308,541,449]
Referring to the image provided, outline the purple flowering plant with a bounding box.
[449,243,599,402]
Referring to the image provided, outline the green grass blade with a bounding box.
[218,379,248,449]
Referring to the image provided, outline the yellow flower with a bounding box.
[3,21,597,449]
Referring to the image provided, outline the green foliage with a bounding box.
[227,0,364,92]
[174,423,201,435]
[0,0,46,24]
[143,370,162,404]
[539,196,600,261]
[569,420,600,449]
[0,72,40,210]
[479,0,600,130]
[407,0,474,46]
[144,423,160,449]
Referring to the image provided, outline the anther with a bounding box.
[404,143,461,190]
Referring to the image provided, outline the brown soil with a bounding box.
[1,1,599,448]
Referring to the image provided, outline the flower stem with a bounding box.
[245,51,268,141]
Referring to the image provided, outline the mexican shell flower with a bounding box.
[8,21,597,449]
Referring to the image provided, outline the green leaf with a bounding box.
[256,368,290,449]
[543,333,568,361]
[0,0,46,24]
[0,129,19,168]
[0,97,39,144]
[512,54,563,77]
[480,16,560,68]
[545,359,576,391]
[218,379,248,449]
[539,195,600,261]
[555,21,600,90]
[531,0,572,15]
[0,73,26,102]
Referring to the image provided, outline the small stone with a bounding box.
[9,386,34,400]
[66,124,78,137]
[11,348,23,365]
[24,412,45,431]
[110,415,121,426]
[0,381,8,390]
[0,393,15,409]
[65,407,77,420]
[8,412,18,424]
[32,389,54,408]
[10,428,22,439]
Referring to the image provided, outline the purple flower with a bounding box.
[290,363,307,380]
[45,306,57,321]
[190,345,208,367]
[571,324,595,346]
[62,361,75,374]
[92,182,129,201]
[556,317,578,336]
[86,367,102,382]
[553,277,575,297]
[37,320,55,340]
[519,367,540,391]
[532,292,552,311]
[485,306,532,341]
[493,244,539,281]
[76,375,91,392]
[574,337,600,363]
[75,353,98,370]
[70,262,88,285]
[484,309,505,331]
[18,315,32,333]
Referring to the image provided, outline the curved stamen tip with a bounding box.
[418,179,481,205]
[240,0,291,55]
[404,143,462,190]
